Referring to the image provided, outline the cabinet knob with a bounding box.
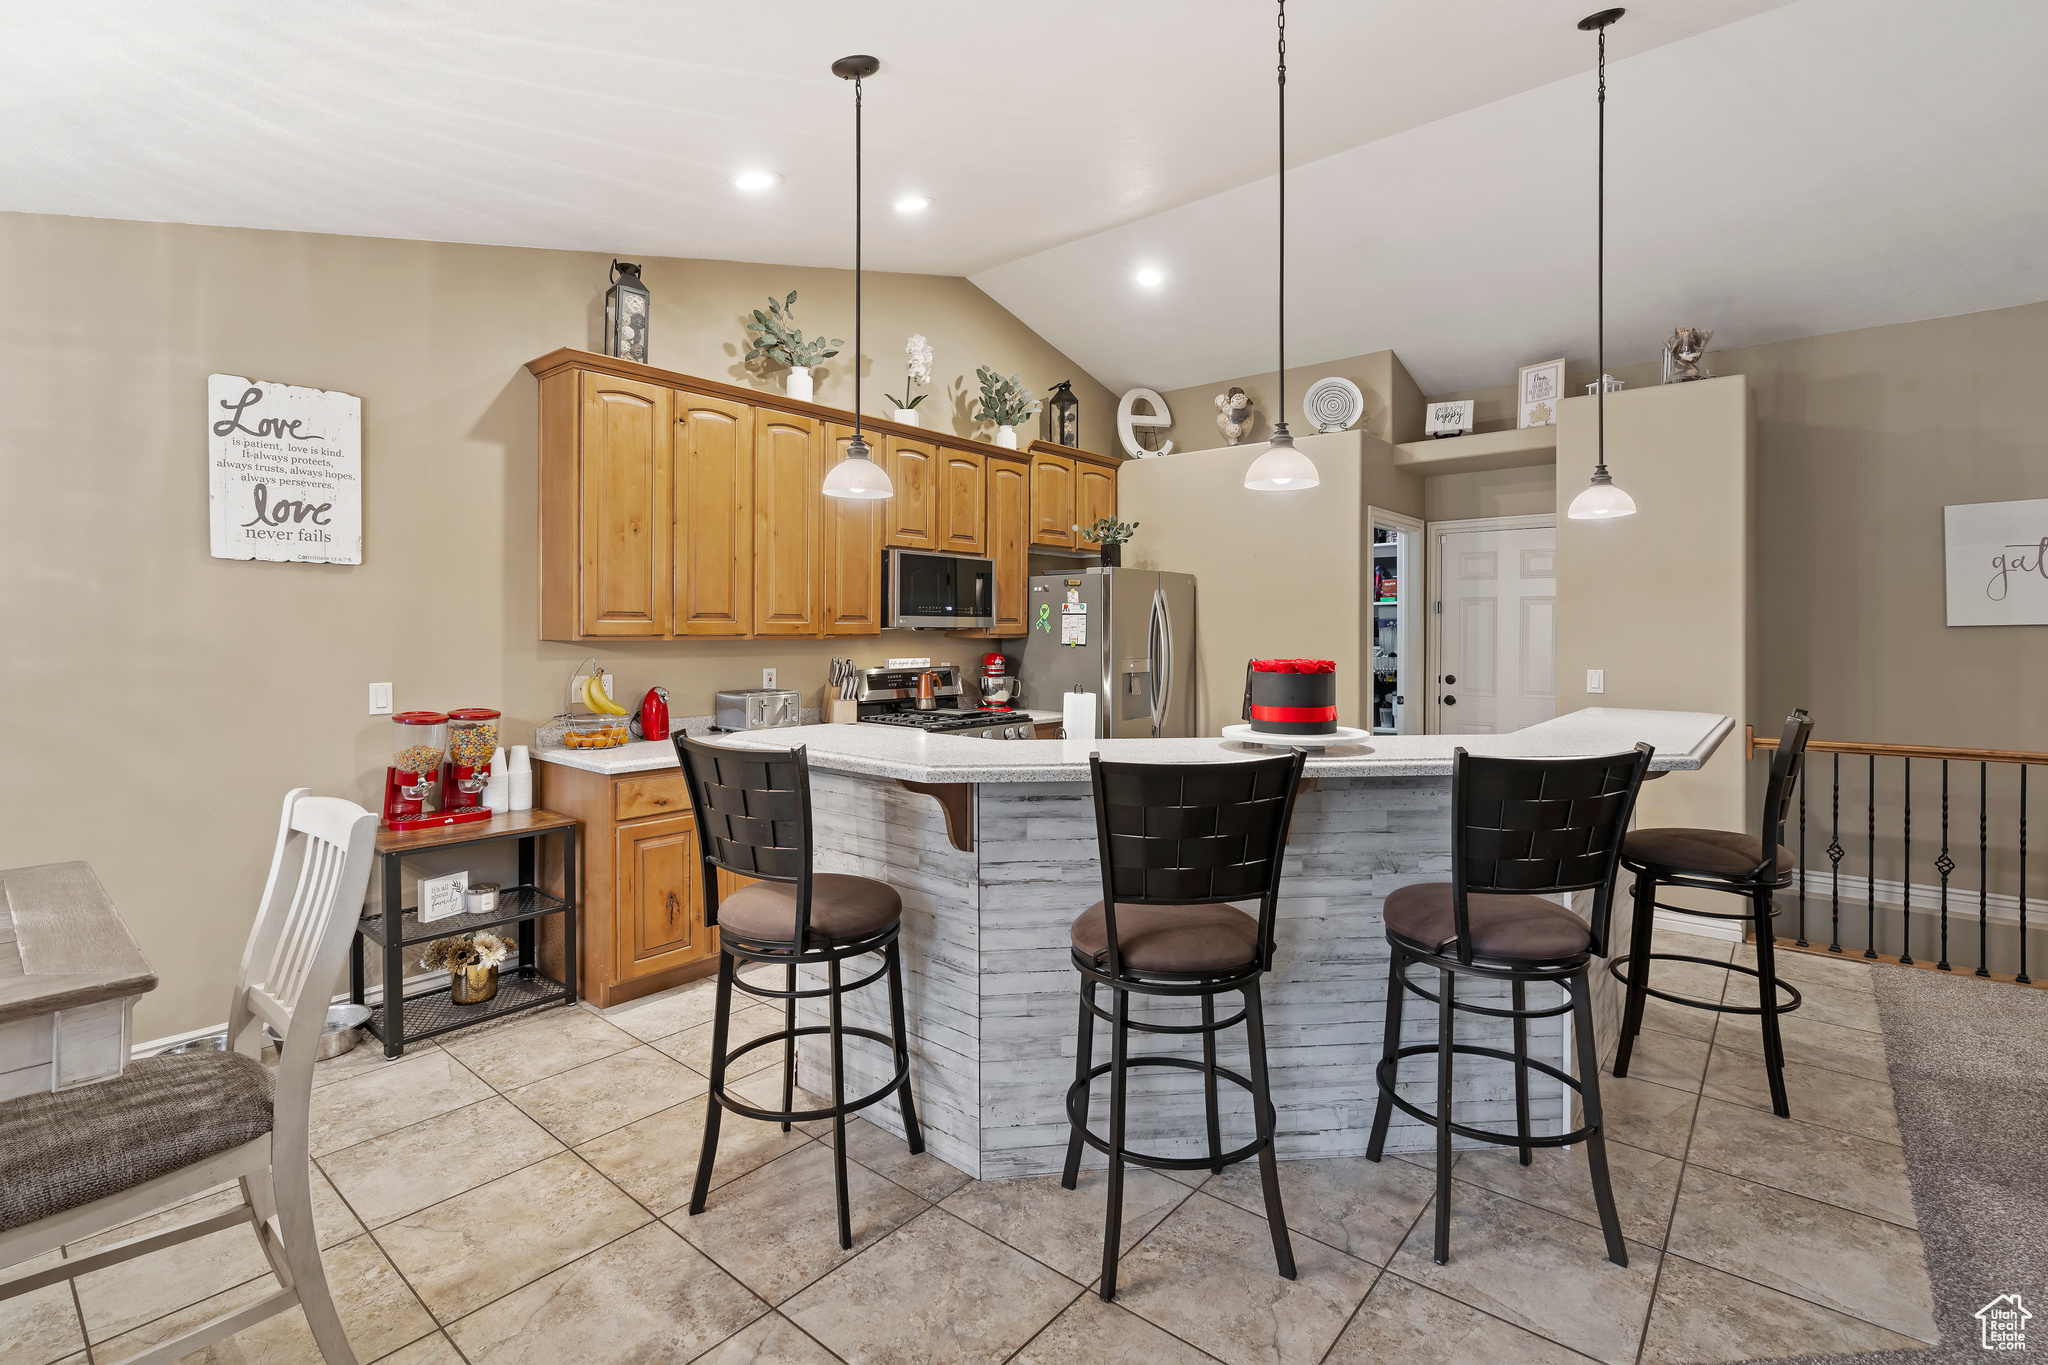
[666,891,678,926]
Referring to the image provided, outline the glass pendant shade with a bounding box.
[1242,426,1319,491]
[823,439,894,499]
[1567,471,1636,519]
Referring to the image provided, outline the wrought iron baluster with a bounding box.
[1937,760,1953,972]
[1899,758,1913,965]
[1865,753,1878,959]
[2020,765,2031,985]
[1827,753,1844,953]
[1797,769,1808,946]
[1978,762,1991,978]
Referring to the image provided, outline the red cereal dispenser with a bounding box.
[443,708,501,813]
[384,712,447,828]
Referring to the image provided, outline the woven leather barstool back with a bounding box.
[1613,710,1815,1117]
[1451,750,1645,957]
[1064,749,1307,1303]
[1367,744,1653,1269]
[672,734,923,1251]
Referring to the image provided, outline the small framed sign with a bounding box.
[418,870,471,924]
[208,374,362,564]
[1945,498,2048,626]
[1518,358,1565,429]
[1424,399,1474,438]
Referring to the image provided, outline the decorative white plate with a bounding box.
[1221,724,1373,751]
[1303,376,1365,433]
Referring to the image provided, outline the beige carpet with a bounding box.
[1767,965,2048,1364]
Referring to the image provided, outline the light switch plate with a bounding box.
[762,668,777,688]
[1586,669,1605,694]
[368,682,393,715]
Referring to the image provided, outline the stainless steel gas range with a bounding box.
[851,664,1036,741]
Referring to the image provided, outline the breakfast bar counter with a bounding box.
[580,708,1733,1179]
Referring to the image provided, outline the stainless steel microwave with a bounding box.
[884,548,994,630]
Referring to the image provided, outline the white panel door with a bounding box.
[1434,525,1557,733]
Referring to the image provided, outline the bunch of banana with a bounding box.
[581,670,629,716]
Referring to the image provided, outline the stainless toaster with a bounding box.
[714,688,802,731]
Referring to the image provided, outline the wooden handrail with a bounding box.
[1746,725,2048,766]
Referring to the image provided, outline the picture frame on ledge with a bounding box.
[1518,358,1565,429]
[1424,399,1474,439]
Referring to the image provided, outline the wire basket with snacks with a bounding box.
[551,656,633,750]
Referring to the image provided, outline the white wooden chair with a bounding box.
[0,789,376,1365]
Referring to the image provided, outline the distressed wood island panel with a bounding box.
[788,771,1631,1180]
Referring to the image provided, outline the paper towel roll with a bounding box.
[1061,690,1097,742]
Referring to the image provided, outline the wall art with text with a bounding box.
[1945,498,2048,626]
[207,374,362,564]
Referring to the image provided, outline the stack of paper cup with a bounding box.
[482,747,511,813]
[508,745,533,812]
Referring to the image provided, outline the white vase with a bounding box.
[995,425,1019,450]
[893,408,919,428]
[786,366,813,403]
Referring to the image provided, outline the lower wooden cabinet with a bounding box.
[536,761,721,1007]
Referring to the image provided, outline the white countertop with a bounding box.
[534,707,1734,784]
[533,709,1066,776]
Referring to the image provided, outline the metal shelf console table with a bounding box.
[349,809,580,1058]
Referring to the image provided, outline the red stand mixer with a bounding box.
[979,651,1020,711]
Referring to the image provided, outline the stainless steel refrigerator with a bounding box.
[1018,568,1197,738]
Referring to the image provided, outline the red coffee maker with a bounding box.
[443,708,501,814]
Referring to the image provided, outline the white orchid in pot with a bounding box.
[744,292,842,403]
[975,366,1042,449]
[884,334,934,427]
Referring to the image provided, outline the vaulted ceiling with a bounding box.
[9,0,2045,396]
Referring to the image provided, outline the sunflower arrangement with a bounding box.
[419,931,513,973]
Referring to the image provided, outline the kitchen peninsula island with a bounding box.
[545,708,1735,1179]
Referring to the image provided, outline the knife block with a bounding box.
[824,697,860,724]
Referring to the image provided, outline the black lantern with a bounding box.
[1046,380,1081,448]
[604,260,650,364]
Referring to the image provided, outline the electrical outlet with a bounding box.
[1586,669,1605,694]
[368,682,393,715]
[763,667,777,689]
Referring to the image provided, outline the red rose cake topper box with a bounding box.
[1242,659,1338,734]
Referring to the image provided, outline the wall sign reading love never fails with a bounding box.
[207,374,362,564]
[1945,498,2048,626]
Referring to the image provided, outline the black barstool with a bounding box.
[1062,749,1308,1302]
[1613,709,1814,1117]
[1367,744,1653,1266]
[673,734,923,1250]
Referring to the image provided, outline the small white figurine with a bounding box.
[1214,386,1254,446]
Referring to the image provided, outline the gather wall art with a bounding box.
[1944,497,2048,626]
[207,373,363,564]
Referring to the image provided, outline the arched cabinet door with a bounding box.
[577,373,671,635]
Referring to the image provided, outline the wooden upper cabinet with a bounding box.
[752,411,826,636]
[882,435,939,549]
[1030,449,1077,548]
[938,448,986,556]
[1076,462,1117,545]
[674,392,752,636]
[576,373,671,635]
[985,455,1030,636]
[823,425,884,636]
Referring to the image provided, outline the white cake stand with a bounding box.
[1220,723,1373,751]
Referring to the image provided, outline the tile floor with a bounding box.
[1,934,1940,1365]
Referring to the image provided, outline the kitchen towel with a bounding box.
[1061,690,1097,743]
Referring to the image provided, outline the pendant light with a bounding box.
[1243,0,1317,492]
[1566,9,1636,520]
[823,55,894,500]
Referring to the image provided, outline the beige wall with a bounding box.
[1424,465,1558,523]
[1556,377,1754,841]
[0,212,1113,1039]
[1116,431,1422,735]
[1149,350,1426,454]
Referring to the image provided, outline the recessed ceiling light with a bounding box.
[1135,266,1165,288]
[894,194,932,213]
[729,170,781,191]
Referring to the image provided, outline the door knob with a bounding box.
[1443,674,1457,685]
[1443,695,1458,706]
